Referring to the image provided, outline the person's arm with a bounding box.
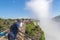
[16,23,20,31]
[20,22,23,27]
[18,22,24,31]
[18,27,21,31]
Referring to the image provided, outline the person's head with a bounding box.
[16,19,21,23]
[21,19,24,22]
[16,19,24,23]
[17,19,24,22]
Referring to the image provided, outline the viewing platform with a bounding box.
[0,29,33,40]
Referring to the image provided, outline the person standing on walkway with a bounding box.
[8,19,21,40]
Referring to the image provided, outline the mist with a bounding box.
[26,0,60,40]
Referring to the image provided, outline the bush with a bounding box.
[25,22,45,40]
[0,25,7,32]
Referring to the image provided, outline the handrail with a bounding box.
[18,30,33,40]
[0,29,33,40]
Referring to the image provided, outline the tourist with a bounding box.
[8,19,21,40]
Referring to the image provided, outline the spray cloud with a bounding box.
[26,0,60,40]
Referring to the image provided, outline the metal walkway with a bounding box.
[0,29,33,40]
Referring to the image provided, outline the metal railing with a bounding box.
[0,29,33,40]
[17,30,33,40]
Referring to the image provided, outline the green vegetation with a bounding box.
[25,21,45,40]
[0,18,45,40]
[0,18,14,32]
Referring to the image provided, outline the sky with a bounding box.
[0,0,34,19]
[52,0,60,17]
[0,0,60,18]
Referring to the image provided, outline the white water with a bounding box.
[26,0,60,40]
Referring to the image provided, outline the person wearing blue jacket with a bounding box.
[8,19,21,40]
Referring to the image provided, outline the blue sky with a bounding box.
[0,0,33,18]
[52,0,60,17]
[0,0,60,18]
